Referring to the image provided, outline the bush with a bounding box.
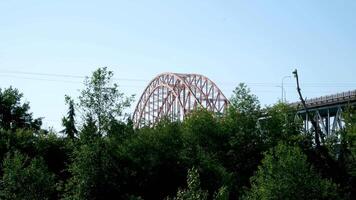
[243,143,341,200]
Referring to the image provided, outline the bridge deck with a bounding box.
[291,89,356,110]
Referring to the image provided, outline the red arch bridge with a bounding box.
[132,73,230,128]
[132,72,356,132]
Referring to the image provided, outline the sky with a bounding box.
[1,0,356,131]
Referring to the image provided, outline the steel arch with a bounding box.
[132,73,229,128]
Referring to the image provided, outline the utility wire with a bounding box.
[0,70,147,82]
[1,69,356,88]
[0,70,85,78]
[0,75,147,88]
[0,74,82,84]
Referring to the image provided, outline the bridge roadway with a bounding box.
[291,90,356,135]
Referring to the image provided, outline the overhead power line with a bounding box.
[0,75,146,88]
[0,69,148,82]
[0,74,82,84]
[0,70,85,79]
[0,74,350,95]
[1,69,356,88]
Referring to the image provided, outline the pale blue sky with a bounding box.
[1,0,356,131]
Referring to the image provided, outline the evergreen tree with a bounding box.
[61,96,77,139]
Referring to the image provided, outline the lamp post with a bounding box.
[281,76,291,103]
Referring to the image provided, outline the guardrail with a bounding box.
[291,89,356,108]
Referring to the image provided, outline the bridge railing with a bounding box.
[291,89,356,108]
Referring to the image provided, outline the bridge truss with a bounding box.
[132,73,229,128]
[293,90,356,136]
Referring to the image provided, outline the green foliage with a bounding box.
[0,87,42,131]
[35,132,73,186]
[230,83,260,115]
[1,75,354,199]
[168,167,229,200]
[118,120,185,199]
[213,186,229,200]
[0,129,71,199]
[341,106,356,176]
[169,167,209,200]
[222,84,265,197]
[0,129,39,167]
[181,110,232,197]
[61,96,77,139]
[337,106,356,198]
[78,67,134,134]
[182,109,220,152]
[243,143,341,200]
[78,115,100,144]
[0,151,56,200]
[63,138,120,200]
[261,102,303,146]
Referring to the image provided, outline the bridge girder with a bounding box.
[297,106,344,136]
[292,89,356,136]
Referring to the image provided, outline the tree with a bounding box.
[0,87,42,131]
[169,167,208,200]
[61,96,77,139]
[181,110,232,196]
[222,83,264,198]
[182,109,220,152]
[260,102,303,146]
[118,120,186,199]
[78,67,134,135]
[338,106,356,198]
[230,83,260,115]
[0,151,56,200]
[341,106,356,176]
[78,115,99,143]
[243,143,341,200]
[167,167,229,200]
[213,186,229,200]
[63,139,121,200]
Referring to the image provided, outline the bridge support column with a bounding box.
[327,109,330,135]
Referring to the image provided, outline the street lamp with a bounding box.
[281,76,291,103]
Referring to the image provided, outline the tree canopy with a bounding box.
[0,68,354,200]
[0,87,42,131]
